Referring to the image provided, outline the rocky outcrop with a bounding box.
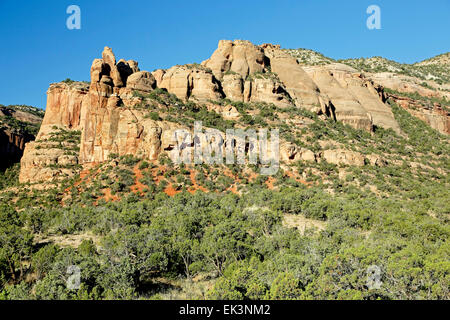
[280,141,387,167]
[369,72,450,101]
[363,72,449,135]
[158,65,223,101]
[390,94,450,135]
[148,40,400,133]
[19,125,81,183]
[280,141,388,167]
[19,41,408,183]
[365,72,449,135]
[202,40,267,80]
[80,104,182,164]
[280,143,316,163]
[20,47,187,183]
[262,44,331,113]
[19,82,88,183]
[41,82,89,130]
[206,103,241,121]
[201,40,400,132]
[245,76,292,107]
[80,48,173,164]
[303,64,400,132]
[126,71,156,92]
[201,41,293,108]
[321,149,365,167]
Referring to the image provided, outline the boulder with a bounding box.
[299,148,316,162]
[126,71,156,92]
[222,73,244,101]
[90,59,105,84]
[117,59,138,85]
[207,104,241,121]
[202,40,267,79]
[322,149,365,166]
[159,65,223,101]
[248,77,291,107]
[152,69,166,87]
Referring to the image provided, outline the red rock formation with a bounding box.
[158,65,223,101]
[20,47,176,183]
[19,42,408,183]
[19,82,89,183]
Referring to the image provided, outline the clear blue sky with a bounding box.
[0,0,448,109]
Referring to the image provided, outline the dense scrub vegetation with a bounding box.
[0,179,448,300]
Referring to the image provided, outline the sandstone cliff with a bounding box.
[20,47,179,183]
[24,41,443,184]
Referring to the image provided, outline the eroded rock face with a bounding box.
[262,44,329,111]
[41,82,90,130]
[102,47,123,87]
[201,40,401,132]
[364,72,449,135]
[202,40,267,80]
[370,72,450,100]
[158,65,224,101]
[303,64,400,133]
[152,69,166,87]
[19,125,81,183]
[80,48,182,165]
[246,77,292,107]
[201,41,293,108]
[19,41,409,183]
[280,143,316,163]
[20,47,190,183]
[280,143,381,167]
[19,82,89,183]
[206,104,241,121]
[117,59,140,85]
[391,94,450,135]
[79,93,183,165]
[221,74,244,101]
[126,71,156,92]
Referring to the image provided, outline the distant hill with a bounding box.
[0,104,44,169]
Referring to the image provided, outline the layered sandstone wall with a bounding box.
[19,82,89,183]
[204,41,401,133]
[20,41,412,183]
